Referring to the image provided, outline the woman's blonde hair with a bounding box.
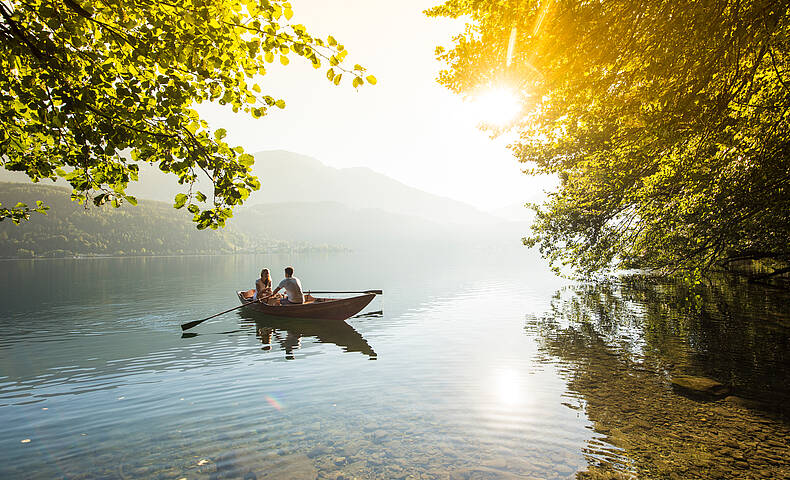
[259,268,271,288]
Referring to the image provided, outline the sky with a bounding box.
[197,0,554,212]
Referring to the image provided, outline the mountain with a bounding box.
[0,183,236,257]
[121,150,501,227]
[0,183,340,258]
[245,150,498,226]
[0,183,523,258]
[2,150,504,227]
[0,151,528,257]
[234,201,514,251]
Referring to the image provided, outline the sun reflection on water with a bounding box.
[493,367,525,406]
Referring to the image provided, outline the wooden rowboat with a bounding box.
[236,290,376,321]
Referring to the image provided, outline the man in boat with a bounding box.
[270,266,305,305]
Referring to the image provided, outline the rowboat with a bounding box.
[236,290,376,321]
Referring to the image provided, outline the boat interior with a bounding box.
[240,289,325,305]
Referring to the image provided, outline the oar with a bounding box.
[181,298,266,331]
[307,290,383,295]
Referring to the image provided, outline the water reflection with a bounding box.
[529,275,790,479]
[238,310,377,360]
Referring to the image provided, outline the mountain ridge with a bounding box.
[247,150,498,226]
[0,150,501,227]
[0,182,527,258]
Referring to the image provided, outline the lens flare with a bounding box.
[265,394,283,411]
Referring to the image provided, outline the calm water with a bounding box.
[1,250,788,479]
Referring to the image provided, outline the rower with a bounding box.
[270,266,305,305]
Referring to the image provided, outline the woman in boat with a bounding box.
[253,268,273,301]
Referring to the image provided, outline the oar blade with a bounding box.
[308,290,383,295]
[181,319,206,331]
[180,301,253,331]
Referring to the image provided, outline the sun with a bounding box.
[469,87,522,127]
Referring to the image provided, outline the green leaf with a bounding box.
[239,153,255,166]
[125,195,138,206]
[174,193,188,209]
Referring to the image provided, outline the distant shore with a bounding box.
[0,247,353,261]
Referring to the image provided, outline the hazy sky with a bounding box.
[197,0,553,211]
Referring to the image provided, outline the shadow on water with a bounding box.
[353,309,383,319]
[237,309,377,360]
[181,329,244,339]
[528,274,790,479]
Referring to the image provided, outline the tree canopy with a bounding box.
[1,0,375,228]
[428,0,790,278]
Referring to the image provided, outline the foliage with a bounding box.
[428,0,790,277]
[1,0,375,229]
[0,199,48,224]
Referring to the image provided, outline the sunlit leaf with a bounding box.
[174,194,188,209]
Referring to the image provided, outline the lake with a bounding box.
[1,249,789,479]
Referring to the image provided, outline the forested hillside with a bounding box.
[0,183,330,258]
[0,182,520,259]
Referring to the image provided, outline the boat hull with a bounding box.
[236,291,376,321]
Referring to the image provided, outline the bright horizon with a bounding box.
[194,0,554,212]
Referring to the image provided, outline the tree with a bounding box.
[1,0,376,228]
[428,0,790,278]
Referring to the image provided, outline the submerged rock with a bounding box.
[371,429,389,443]
[670,376,729,398]
[306,445,329,459]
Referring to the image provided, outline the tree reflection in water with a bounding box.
[528,275,790,479]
